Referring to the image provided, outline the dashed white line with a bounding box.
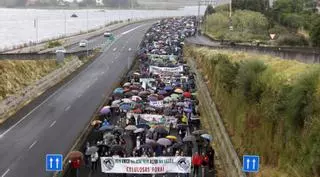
[128,48,132,51]
[121,25,144,35]
[113,48,117,51]
[28,140,38,150]
[49,120,57,128]
[65,105,71,111]
[1,169,10,177]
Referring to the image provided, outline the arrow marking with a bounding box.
[252,159,256,169]
[246,159,250,170]
[56,158,59,169]
[50,158,53,169]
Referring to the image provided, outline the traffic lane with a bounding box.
[67,21,155,52]
[2,23,152,177]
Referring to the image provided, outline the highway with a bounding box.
[0,21,154,177]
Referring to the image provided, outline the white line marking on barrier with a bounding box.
[1,169,10,177]
[28,140,38,150]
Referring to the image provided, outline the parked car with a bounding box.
[55,47,66,53]
[104,31,112,37]
[79,40,88,47]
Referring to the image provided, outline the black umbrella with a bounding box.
[110,145,125,152]
[154,126,169,134]
[137,123,151,129]
[171,142,184,149]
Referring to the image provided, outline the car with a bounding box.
[79,40,88,47]
[104,31,112,37]
[55,47,66,53]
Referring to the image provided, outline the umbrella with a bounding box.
[85,146,99,155]
[164,85,173,91]
[131,90,140,95]
[100,106,111,115]
[166,135,177,140]
[91,120,102,126]
[176,102,185,106]
[133,108,142,113]
[171,142,184,149]
[148,128,155,132]
[119,103,131,111]
[133,72,141,76]
[201,134,213,141]
[121,98,132,103]
[183,135,196,142]
[131,96,142,102]
[113,127,124,133]
[192,130,207,135]
[137,123,150,129]
[158,90,167,95]
[148,96,158,101]
[154,126,168,134]
[146,138,156,144]
[99,125,114,131]
[163,97,172,102]
[134,128,145,133]
[125,125,137,131]
[68,151,84,161]
[138,91,150,97]
[123,82,131,87]
[174,88,184,94]
[124,92,134,97]
[103,133,115,139]
[110,145,124,152]
[157,138,172,146]
[113,88,124,94]
[183,108,192,113]
[183,92,191,98]
[111,103,119,108]
[171,94,180,99]
[140,144,153,150]
[112,100,121,105]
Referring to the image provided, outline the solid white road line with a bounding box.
[49,121,56,128]
[1,169,10,177]
[121,25,144,35]
[28,140,38,150]
[64,106,71,111]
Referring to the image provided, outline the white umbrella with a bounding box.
[123,82,131,87]
[134,128,145,133]
[157,138,172,146]
[121,98,132,103]
[125,125,137,131]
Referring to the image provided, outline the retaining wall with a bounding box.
[0,57,83,122]
[187,57,246,177]
[0,50,94,60]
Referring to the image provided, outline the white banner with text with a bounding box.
[101,156,191,174]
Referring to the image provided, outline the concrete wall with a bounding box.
[0,50,94,60]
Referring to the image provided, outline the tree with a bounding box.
[310,18,320,47]
[232,0,269,13]
[204,5,215,17]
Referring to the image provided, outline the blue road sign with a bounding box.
[242,155,260,172]
[46,154,63,171]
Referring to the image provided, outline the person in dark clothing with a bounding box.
[208,146,215,173]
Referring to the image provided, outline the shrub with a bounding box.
[310,18,320,47]
[276,33,309,46]
[47,41,62,48]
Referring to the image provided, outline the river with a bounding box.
[0,6,205,49]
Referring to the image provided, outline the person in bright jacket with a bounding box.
[192,152,202,177]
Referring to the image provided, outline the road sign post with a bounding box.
[46,154,63,171]
[242,155,260,173]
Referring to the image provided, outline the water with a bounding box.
[0,6,205,49]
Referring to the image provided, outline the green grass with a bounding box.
[185,46,320,177]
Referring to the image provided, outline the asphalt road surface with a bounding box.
[66,21,153,53]
[0,21,155,177]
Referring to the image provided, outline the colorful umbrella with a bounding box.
[113,88,124,94]
[174,88,184,94]
[100,106,111,115]
[157,138,172,146]
[183,108,192,113]
[158,90,167,95]
[183,92,191,98]
[119,103,131,111]
[166,135,177,140]
[164,85,173,91]
[131,96,142,102]
[99,125,114,131]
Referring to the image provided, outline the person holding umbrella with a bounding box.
[192,152,202,177]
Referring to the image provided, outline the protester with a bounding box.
[90,151,99,172]
[192,152,202,177]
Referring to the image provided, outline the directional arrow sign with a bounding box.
[242,155,260,172]
[46,154,63,171]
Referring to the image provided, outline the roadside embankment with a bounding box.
[0,51,99,123]
[184,45,320,177]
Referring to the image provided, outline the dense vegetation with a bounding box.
[204,0,320,46]
[185,46,320,177]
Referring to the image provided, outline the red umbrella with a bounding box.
[183,92,191,98]
[133,108,142,113]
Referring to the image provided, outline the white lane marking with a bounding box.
[121,25,144,35]
[1,169,10,177]
[128,48,132,51]
[28,140,38,150]
[49,121,57,128]
[113,48,117,51]
[64,106,71,111]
